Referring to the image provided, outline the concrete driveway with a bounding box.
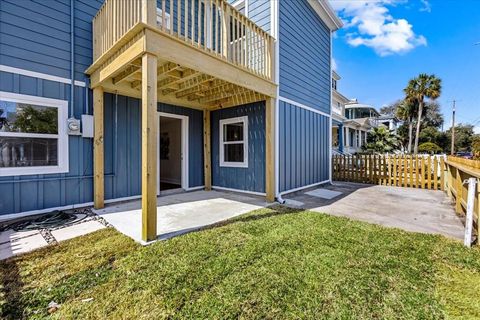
[94,190,267,244]
[283,181,465,240]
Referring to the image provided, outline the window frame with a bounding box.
[219,116,248,168]
[0,91,69,176]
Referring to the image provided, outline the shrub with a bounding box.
[418,142,442,154]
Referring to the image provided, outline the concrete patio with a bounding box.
[284,181,465,240]
[94,190,268,244]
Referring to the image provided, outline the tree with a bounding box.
[423,102,444,128]
[11,105,58,134]
[418,142,442,154]
[0,108,7,130]
[379,101,402,117]
[396,100,417,153]
[446,124,474,153]
[472,134,480,159]
[404,74,442,154]
[363,126,400,153]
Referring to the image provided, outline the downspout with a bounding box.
[272,0,285,204]
[70,0,75,117]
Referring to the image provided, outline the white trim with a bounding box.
[219,116,249,168]
[279,179,330,196]
[0,91,69,176]
[185,185,205,191]
[279,96,331,118]
[212,185,266,196]
[307,0,343,31]
[0,195,145,223]
[157,112,189,195]
[0,65,86,87]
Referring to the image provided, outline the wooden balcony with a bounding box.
[86,0,277,109]
[86,0,277,242]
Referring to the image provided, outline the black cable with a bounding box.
[0,209,91,232]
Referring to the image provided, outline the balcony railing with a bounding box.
[92,0,274,80]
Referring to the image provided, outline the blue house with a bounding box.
[0,0,341,241]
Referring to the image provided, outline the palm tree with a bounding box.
[363,126,400,153]
[396,99,417,153]
[404,74,442,154]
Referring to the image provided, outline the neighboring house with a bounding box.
[331,71,349,154]
[377,115,401,134]
[344,101,380,154]
[0,0,342,241]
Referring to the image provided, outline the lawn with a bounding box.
[1,206,479,319]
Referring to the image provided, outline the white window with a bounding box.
[0,92,69,176]
[219,116,248,168]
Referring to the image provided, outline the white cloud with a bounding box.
[331,0,427,56]
[419,0,431,12]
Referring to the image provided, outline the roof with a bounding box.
[332,70,341,80]
[307,0,343,31]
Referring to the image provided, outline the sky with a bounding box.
[330,0,480,133]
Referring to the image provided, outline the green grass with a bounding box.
[1,206,479,319]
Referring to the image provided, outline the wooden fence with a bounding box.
[445,156,480,240]
[332,154,445,190]
[333,154,480,243]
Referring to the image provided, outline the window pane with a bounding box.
[0,100,58,134]
[223,122,243,142]
[224,143,244,163]
[0,137,58,167]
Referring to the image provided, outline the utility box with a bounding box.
[81,115,94,138]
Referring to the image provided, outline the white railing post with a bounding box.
[464,177,477,247]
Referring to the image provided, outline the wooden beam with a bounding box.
[144,28,277,98]
[100,78,207,110]
[141,53,158,242]
[203,110,212,190]
[92,36,145,87]
[265,97,276,202]
[112,64,140,84]
[198,86,248,104]
[93,87,104,209]
[210,91,266,109]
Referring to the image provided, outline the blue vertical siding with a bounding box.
[211,101,265,193]
[279,0,331,114]
[0,0,103,82]
[0,71,204,215]
[248,0,270,33]
[279,101,330,193]
[0,71,92,215]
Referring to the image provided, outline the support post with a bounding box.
[266,97,276,202]
[93,87,104,209]
[141,0,157,25]
[338,124,343,153]
[203,109,212,190]
[141,53,158,242]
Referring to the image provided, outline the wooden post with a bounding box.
[141,53,158,242]
[265,97,276,202]
[93,87,104,209]
[203,110,212,190]
[455,168,463,214]
[141,0,157,26]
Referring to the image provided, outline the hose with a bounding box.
[0,209,91,232]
